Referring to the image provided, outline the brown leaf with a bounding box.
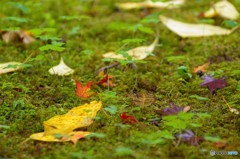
[132,92,155,107]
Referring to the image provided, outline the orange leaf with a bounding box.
[75,80,94,98]
[194,62,210,74]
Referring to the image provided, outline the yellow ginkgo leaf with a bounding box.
[30,131,91,143]
[30,101,102,142]
[0,62,23,75]
[103,36,158,60]
[48,57,74,76]
[204,0,239,20]
[116,0,185,10]
[159,15,238,38]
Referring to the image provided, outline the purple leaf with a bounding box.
[200,75,228,94]
[156,102,184,116]
[176,129,203,146]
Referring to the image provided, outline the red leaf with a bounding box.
[200,75,228,94]
[97,74,115,87]
[120,112,138,124]
[97,74,109,85]
[75,80,94,98]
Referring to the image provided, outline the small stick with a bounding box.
[23,51,36,64]
[95,62,120,75]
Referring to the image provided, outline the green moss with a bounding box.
[0,0,240,158]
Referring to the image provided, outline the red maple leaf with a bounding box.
[97,74,115,87]
[120,112,138,124]
[75,80,94,98]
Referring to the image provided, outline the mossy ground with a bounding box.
[0,0,240,159]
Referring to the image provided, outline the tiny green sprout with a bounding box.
[204,136,222,142]
[176,66,192,81]
[222,20,239,29]
[141,12,161,24]
[189,95,209,101]
[39,42,65,52]
[86,133,106,139]
[199,19,215,25]
[104,105,118,115]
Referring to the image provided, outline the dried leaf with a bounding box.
[103,36,158,60]
[200,75,228,94]
[183,106,191,113]
[116,0,185,10]
[132,92,155,107]
[48,57,74,76]
[30,101,102,142]
[193,62,210,74]
[159,15,238,37]
[120,112,138,124]
[0,62,23,75]
[0,30,35,44]
[76,80,94,98]
[204,0,239,20]
[213,141,227,148]
[229,108,239,115]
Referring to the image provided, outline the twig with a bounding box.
[175,129,182,147]
[95,62,120,75]
[17,138,31,147]
[222,96,231,110]
[23,51,36,64]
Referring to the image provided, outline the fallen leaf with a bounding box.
[120,112,138,124]
[97,74,116,87]
[48,57,74,76]
[131,92,155,107]
[156,102,190,116]
[116,0,185,10]
[76,80,94,98]
[176,129,203,146]
[200,75,228,94]
[0,30,35,44]
[204,0,239,20]
[0,62,23,75]
[183,106,191,113]
[103,35,158,60]
[30,131,91,143]
[213,141,227,148]
[229,108,239,115]
[193,62,210,75]
[159,15,238,37]
[30,101,102,142]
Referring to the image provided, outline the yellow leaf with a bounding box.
[30,101,102,142]
[204,0,239,20]
[30,131,91,142]
[103,36,158,60]
[0,62,23,75]
[159,15,238,38]
[116,0,185,10]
